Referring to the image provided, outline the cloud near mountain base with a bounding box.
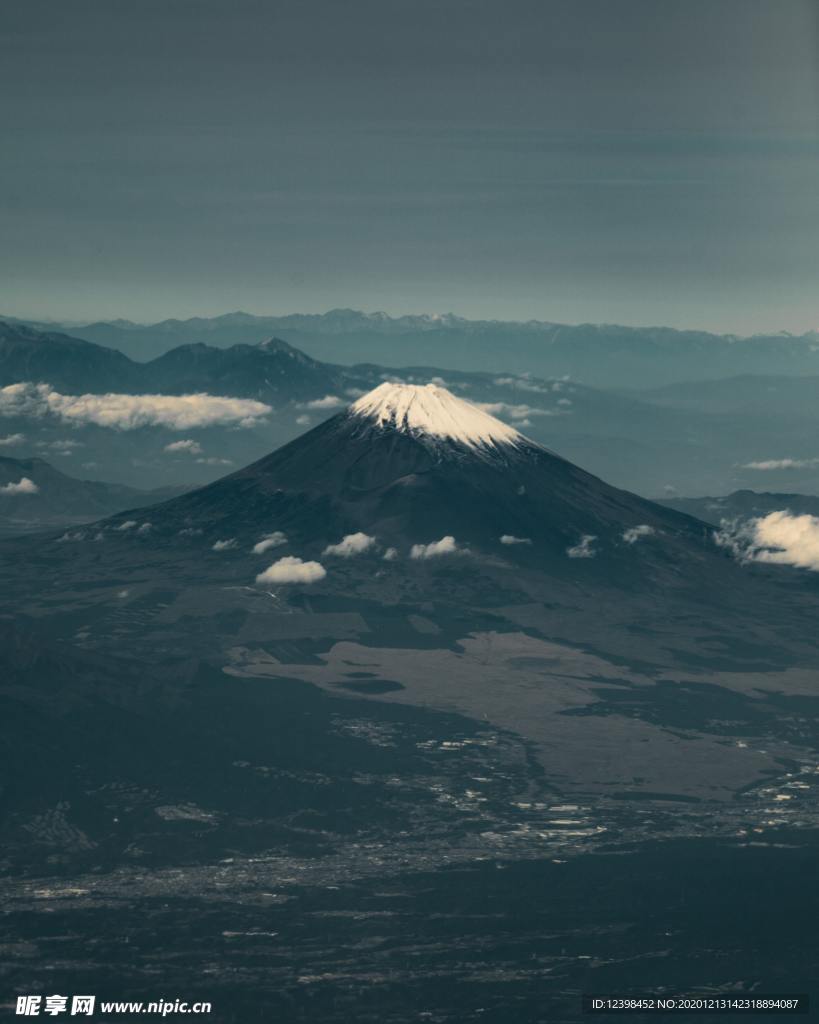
[0,476,38,495]
[252,532,288,554]
[323,532,376,557]
[410,536,459,559]
[717,511,819,571]
[256,556,327,584]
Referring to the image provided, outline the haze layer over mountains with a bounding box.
[9,308,819,386]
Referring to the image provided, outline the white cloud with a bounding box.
[500,534,531,545]
[178,527,203,537]
[137,522,152,535]
[382,547,398,561]
[476,401,560,422]
[115,520,137,531]
[303,395,345,410]
[0,382,270,431]
[295,414,311,426]
[0,476,38,495]
[0,433,25,446]
[212,538,237,551]
[255,556,327,585]
[742,457,819,471]
[323,532,376,557]
[492,376,551,395]
[196,457,233,466]
[165,439,203,455]
[717,511,819,571]
[410,536,459,559]
[567,534,597,559]
[623,524,656,544]
[252,531,287,554]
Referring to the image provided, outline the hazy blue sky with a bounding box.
[3,0,819,332]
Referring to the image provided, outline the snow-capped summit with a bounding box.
[349,382,526,450]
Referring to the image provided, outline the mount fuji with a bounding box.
[82,380,720,586]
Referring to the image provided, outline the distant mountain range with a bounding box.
[659,489,819,526]
[0,321,344,400]
[0,455,188,535]
[7,309,819,387]
[633,373,819,419]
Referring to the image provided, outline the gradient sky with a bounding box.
[3,0,819,333]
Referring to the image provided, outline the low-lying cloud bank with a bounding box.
[0,476,38,495]
[0,382,271,430]
[256,556,327,585]
[717,511,819,572]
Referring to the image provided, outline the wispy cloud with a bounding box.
[212,538,237,551]
[256,556,327,584]
[567,534,597,558]
[500,534,531,545]
[323,532,376,557]
[303,395,345,410]
[623,524,655,544]
[492,375,565,396]
[0,382,270,430]
[252,531,287,554]
[0,476,38,495]
[0,433,25,446]
[476,401,562,422]
[165,439,203,455]
[741,457,819,471]
[36,439,83,451]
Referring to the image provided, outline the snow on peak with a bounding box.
[349,382,526,449]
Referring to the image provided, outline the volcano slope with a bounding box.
[3,380,819,806]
